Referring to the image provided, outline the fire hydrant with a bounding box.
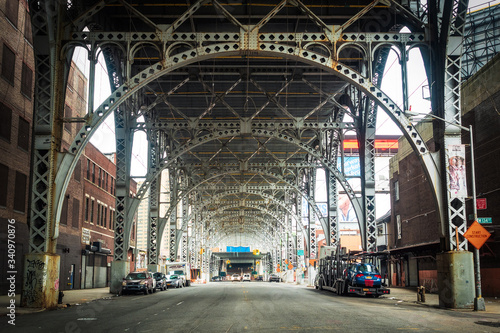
[417,286,426,302]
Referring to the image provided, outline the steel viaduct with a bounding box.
[23,0,472,309]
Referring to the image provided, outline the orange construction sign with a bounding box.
[464,221,491,249]
[287,263,293,270]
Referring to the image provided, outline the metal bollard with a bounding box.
[417,286,426,302]
[58,291,64,304]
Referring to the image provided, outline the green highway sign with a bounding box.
[477,217,492,224]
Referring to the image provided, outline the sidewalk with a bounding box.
[378,287,500,314]
[0,288,116,316]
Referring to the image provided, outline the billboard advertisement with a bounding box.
[447,144,467,198]
[337,157,360,177]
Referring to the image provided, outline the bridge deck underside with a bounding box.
[67,0,424,252]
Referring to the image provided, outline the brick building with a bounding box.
[56,61,138,290]
[0,0,34,294]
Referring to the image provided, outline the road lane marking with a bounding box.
[177,301,184,306]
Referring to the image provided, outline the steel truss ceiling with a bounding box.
[60,0,436,259]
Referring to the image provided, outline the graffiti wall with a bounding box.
[21,253,60,308]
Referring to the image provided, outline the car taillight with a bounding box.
[375,275,382,279]
[356,273,364,278]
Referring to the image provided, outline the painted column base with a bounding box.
[21,253,60,309]
[437,251,474,309]
[110,260,130,294]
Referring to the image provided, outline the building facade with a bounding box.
[387,54,500,296]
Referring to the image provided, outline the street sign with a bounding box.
[287,263,293,270]
[477,217,492,224]
[297,249,304,256]
[476,198,487,210]
[464,221,491,249]
[81,228,90,245]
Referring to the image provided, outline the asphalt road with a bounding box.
[2,282,500,333]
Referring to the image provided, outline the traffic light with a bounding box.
[252,249,260,255]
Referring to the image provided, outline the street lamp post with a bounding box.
[407,112,485,311]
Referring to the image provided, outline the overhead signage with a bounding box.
[297,250,304,256]
[464,221,491,249]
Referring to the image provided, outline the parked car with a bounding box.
[211,276,222,281]
[153,272,167,291]
[345,263,382,288]
[231,274,241,281]
[256,275,263,281]
[166,274,182,288]
[242,273,251,282]
[122,271,155,295]
[269,273,281,282]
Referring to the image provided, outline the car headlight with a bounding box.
[122,281,127,286]
[140,280,147,285]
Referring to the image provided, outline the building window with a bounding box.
[5,0,19,27]
[101,205,105,226]
[84,196,89,222]
[17,117,30,151]
[0,163,8,207]
[90,199,94,223]
[1,44,16,86]
[64,105,72,133]
[86,159,90,179]
[92,163,95,183]
[104,207,107,228]
[105,173,108,191]
[110,209,115,230]
[97,203,101,226]
[394,180,399,202]
[396,215,402,240]
[60,196,69,225]
[377,225,383,237]
[21,63,33,99]
[24,10,32,43]
[0,102,12,142]
[98,168,101,187]
[72,198,80,228]
[13,171,27,213]
[74,159,81,182]
[77,76,86,100]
